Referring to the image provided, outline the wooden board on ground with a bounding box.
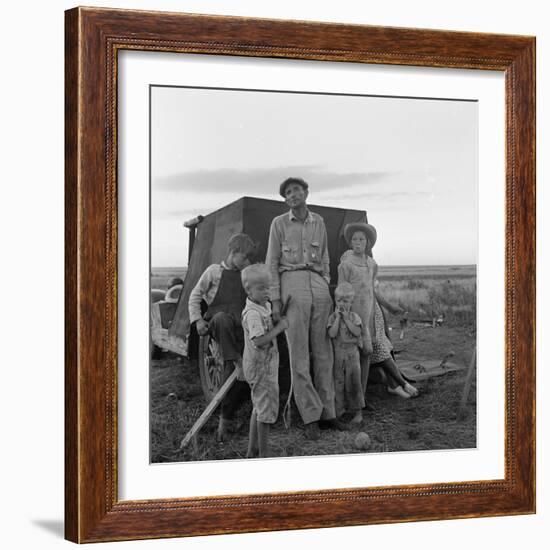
[397,359,465,382]
[179,370,238,449]
[458,349,477,418]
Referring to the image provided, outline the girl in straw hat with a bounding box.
[338,223,418,402]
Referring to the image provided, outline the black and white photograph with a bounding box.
[150,84,478,462]
[4,0,544,547]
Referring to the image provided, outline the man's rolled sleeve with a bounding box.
[266,220,282,301]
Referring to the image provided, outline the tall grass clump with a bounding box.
[378,276,476,327]
[427,280,476,326]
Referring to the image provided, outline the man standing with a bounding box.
[266,177,341,440]
[188,233,256,441]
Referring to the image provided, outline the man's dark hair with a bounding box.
[279,177,309,197]
[227,233,257,258]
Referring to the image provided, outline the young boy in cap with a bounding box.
[241,264,289,458]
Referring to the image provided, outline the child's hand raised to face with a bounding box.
[336,302,352,315]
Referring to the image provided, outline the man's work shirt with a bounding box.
[266,209,330,301]
[188,261,235,324]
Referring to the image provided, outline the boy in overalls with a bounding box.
[241,264,289,458]
[188,233,257,441]
[327,282,366,425]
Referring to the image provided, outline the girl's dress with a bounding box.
[337,250,376,351]
[338,250,393,363]
[371,299,393,363]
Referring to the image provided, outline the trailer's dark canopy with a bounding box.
[169,196,367,351]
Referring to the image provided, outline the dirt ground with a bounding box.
[151,320,476,463]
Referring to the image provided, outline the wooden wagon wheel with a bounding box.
[198,334,225,402]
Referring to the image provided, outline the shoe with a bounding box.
[319,418,350,431]
[387,386,411,399]
[404,383,419,397]
[304,421,321,440]
[246,448,259,459]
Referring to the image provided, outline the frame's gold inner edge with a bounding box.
[111,484,512,512]
[107,37,513,69]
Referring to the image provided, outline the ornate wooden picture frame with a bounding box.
[65,6,535,543]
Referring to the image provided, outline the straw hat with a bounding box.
[344,222,377,247]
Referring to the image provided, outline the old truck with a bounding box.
[151,195,367,401]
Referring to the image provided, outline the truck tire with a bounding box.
[198,334,224,402]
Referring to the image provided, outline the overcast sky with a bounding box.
[151,86,477,267]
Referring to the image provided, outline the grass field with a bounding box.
[151,267,188,291]
[150,265,476,463]
[151,264,476,327]
[377,265,476,328]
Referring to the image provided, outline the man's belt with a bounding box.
[279,264,322,275]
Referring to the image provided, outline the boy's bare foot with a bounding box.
[217,416,229,442]
[404,382,419,397]
[363,401,375,412]
[350,411,363,425]
[304,421,321,440]
[387,386,410,399]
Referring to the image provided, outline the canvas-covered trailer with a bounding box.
[151,196,367,400]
